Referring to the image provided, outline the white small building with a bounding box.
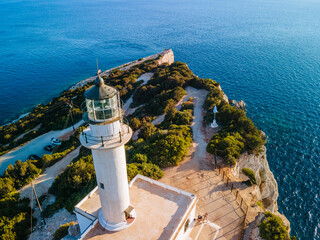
[75,75,198,239]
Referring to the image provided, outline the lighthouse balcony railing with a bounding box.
[81,119,130,146]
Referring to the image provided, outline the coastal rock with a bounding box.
[245,212,291,239]
[234,100,246,112]
[156,49,174,65]
[243,212,264,240]
[217,85,229,103]
[232,146,278,212]
[260,131,267,142]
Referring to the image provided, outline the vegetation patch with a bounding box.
[259,212,296,240]
[53,222,76,240]
[0,192,35,240]
[242,168,257,185]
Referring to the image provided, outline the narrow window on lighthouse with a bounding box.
[100,183,105,189]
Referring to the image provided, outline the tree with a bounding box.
[129,118,142,131]
[259,212,290,240]
[0,178,16,198]
[138,123,157,140]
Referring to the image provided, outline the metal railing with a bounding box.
[215,164,250,240]
[81,118,130,146]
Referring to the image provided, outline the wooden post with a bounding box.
[226,178,229,187]
[240,198,243,209]
[31,182,46,225]
[231,183,233,192]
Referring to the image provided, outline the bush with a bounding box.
[0,178,16,198]
[47,155,96,214]
[4,160,41,189]
[242,168,257,185]
[138,123,157,140]
[146,125,193,167]
[0,193,35,240]
[130,153,148,163]
[53,222,76,240]
[129,118,142,131]
[259,212,292,240]
[207,132,245,166]
[127,162,163,181]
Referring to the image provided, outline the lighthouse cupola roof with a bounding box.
[84,75,117,100]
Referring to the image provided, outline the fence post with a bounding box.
[119,131,122,142]
[236,190,238,199]
[218,166,221,174]
[101,136,104,147]
[226,178,229,187]
[240,198,243,208]
[222,171,225,180]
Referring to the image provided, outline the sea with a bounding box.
[0,0,319,238]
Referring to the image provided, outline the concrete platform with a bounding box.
[75,175,197,240]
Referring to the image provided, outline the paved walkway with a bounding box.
[0,120,83,174]
[160,87,244,240]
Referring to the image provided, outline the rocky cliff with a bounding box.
[231,143,291,239]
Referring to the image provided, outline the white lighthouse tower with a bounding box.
[79,74,134,232]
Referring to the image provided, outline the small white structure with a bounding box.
[76,75,198,239]
[210,106,218,128]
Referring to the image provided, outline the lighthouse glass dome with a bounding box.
[86,94,119,122]
[84,76,121,123]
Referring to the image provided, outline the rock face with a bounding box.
[156,49,174,65]
[232,147,279,212]
[217,84,229,103]
[234,100,246,112]
[231,147,291,239]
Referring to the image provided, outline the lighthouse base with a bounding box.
[98,209,136,232]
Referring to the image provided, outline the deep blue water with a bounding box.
[1,0,319,238]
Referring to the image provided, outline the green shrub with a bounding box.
[129,118,142,131]
[242,168,257,185]
[207,132,245,166]
[0,193,35,240]
[138,123,157,140]
[130,153,148,163]
[4,160,41,189]
[259,212,290,240]
[146,125,193,167]
[53,222,76,240]
[127,162,163,181]
[0,178,16,198]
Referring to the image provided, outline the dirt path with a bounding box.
[124,72,154,116]
[19,147,81,199]
[160,87,245,240]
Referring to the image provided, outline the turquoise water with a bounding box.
[1,0,320,238]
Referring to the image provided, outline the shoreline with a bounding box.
[1,49,173,127]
